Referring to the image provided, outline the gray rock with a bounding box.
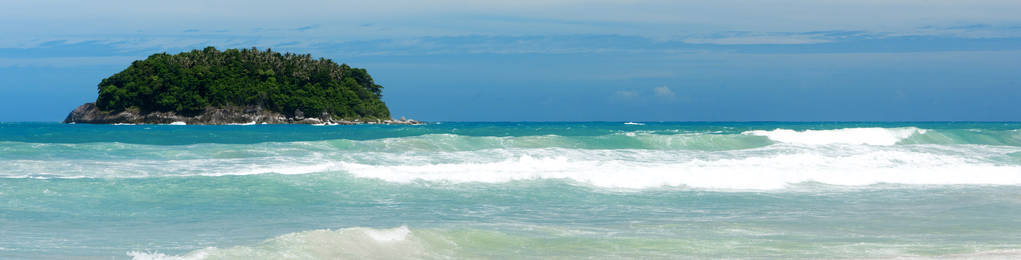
[63,103,425,125]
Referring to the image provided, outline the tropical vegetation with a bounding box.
[95,47,390,119]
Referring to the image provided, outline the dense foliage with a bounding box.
[96,47,390,119]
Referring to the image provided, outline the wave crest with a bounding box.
[742,127,925,145]
[339,147,1021,190]
[127,226,427,260]
[126,226,1021,260]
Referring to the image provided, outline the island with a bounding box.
[64,47,420,125]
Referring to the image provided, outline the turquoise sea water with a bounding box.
[1,122,1020,259]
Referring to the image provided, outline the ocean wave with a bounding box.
[7,144,1020,190]
[127,226,431,260]
[6,127,1021,157]
[4,126,1021,190]
[3,127,1021,159]
[323,132,774,152]
[338,147,1021,190]
[742,127,925,145]
[125,225,1021,260]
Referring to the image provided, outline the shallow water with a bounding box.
[1,122,1019,259]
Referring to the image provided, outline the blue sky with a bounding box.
[2,0,1020,121]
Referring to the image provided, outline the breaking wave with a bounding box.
[3,127,1021,190]
[4,145,1020,190]
[127,226,430,260]
[742,127,925,145]
[125,225,1021,260]
[338,147,1021,190]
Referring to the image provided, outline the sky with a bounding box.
[1,0,1020,121]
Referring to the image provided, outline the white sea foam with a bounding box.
[4,134,1020,190]
[128,250,207,260]
[338,146,1021,190]
[127,226,427,260]
[169,121,187,125]
[364,225,412,242]
[124,225,1021,260]
[219,162,340,176]
[5,144,1021,189]
[743,127,925,145]
[0,158,340,179]
[879,249,1021,260]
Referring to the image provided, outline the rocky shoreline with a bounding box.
[63,103,423,125]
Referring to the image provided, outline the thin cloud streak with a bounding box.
[3,1,1021,47]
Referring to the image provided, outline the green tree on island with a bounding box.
[95,47,390,120]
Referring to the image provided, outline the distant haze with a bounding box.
[2,0,1020,121]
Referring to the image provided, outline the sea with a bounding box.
[1,122,1020,259]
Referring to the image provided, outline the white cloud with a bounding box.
[682,35,832,45]
[0,56,138,68]
[3,0,1021,45]
[653,86,675,98]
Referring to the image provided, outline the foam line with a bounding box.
[743,127,925,145]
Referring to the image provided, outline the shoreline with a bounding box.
[62,102,423,125]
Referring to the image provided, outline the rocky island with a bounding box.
[64,47,420,125]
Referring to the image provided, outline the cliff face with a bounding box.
[63,102,420,125]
